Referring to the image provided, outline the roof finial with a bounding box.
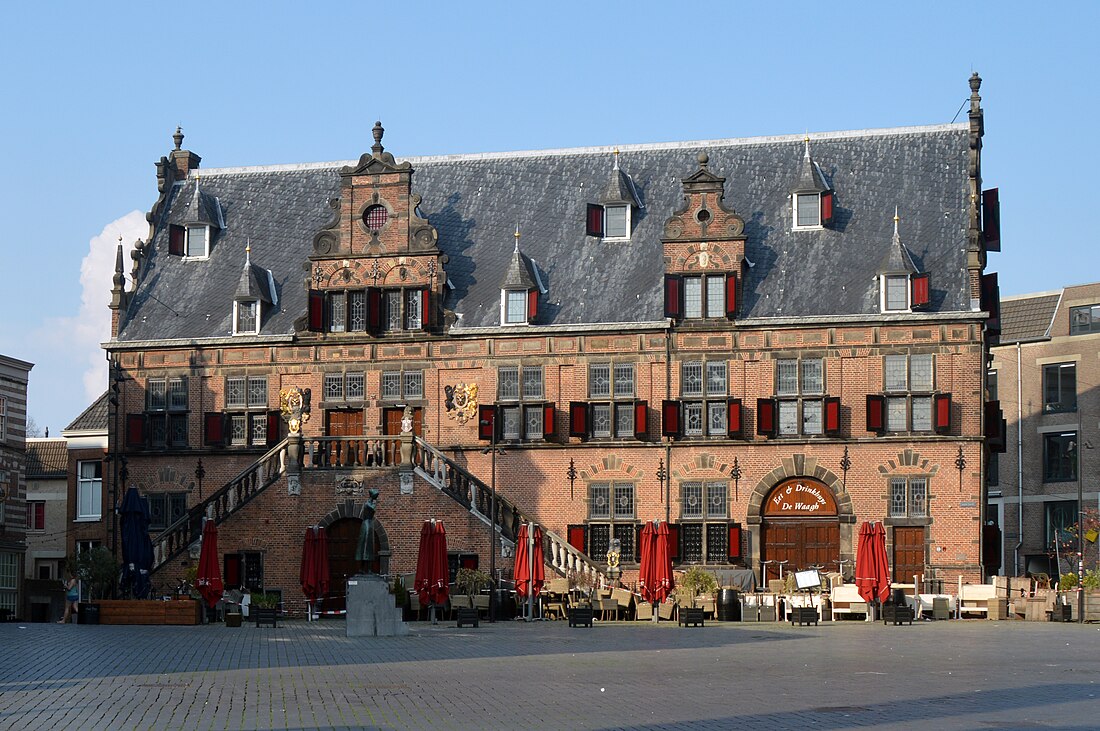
[804,134,811,158]
[613,148,620,171]
[514,224,521,253]
[969,72,982,114]
[173,126,184,150]
[893,206,901,240]
[697,151,709,169]
[372,120,385,156]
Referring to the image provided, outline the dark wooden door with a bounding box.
[762,519,841,581]
[327,409,364,436]
[382,407,422,436]
[893,526,925,583]
[322,517,371,614]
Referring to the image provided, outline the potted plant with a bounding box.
[392,575,414,621]
[674,567,717,626]
[453,568,490,627]
[251,592,280,627]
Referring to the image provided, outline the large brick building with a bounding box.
[0,353,33,618]
[102,75,1001,614]
[988,282,1100,579]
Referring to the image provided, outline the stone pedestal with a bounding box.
[346,574,409,637]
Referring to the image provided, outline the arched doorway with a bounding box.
[322,517,383,613]
[761,477,840,582]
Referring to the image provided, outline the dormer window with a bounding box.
[878,211,929,313]
[498,230,540,326]
[502,289,529,325]
[790,138,834,231]
[588,152,641,241]
[794,193,822,228]
[187,225,209,257]
[604,205,630,239]
[883,275,909,311]
[234,299,259,335]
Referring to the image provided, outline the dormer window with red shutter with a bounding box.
[790,138,833,231]
[168,177,223,259]
[587,151,641,241]
[499,229,542,326]
[879,210,929,313]
[665,273,738,321]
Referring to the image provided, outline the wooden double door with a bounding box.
[761,519,840,579]
[892,526,926,584]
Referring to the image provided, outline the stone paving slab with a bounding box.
[2,619,1099,730]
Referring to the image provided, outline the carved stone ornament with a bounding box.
[444,383,479,424]
[336,475,364,496]
[280,386,312,434]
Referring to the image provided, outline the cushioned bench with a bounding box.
[830,584,868,620]
[959,584,996,616]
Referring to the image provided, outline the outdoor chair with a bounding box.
[448,595,469,620]
[635,600,653,620]
[595,597,617,621]
[611,588,634,620]
[473,594,491,619]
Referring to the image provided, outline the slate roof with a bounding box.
[117,124,973,341]
[65,391,110,432]
[26,439,67,478]
[999,292,1061,343]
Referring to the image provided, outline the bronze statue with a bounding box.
[355,488,381,572]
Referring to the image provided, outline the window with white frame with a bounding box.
[225,376,268,446]
[683,275,727,319]
[146,377,188,448]
[776,358,825,436]
[586,481,636,562]
[883,275,909,311]
[497,366,545,441]
[604,205,630,239]
[380,370,424,402]
[185,225,209,257]
[793,193,821,228]
[234,300,259,335]
[883,354,934,432]
[589,362,636,438]
[888,476,928,518]
[76,460,102,520]
[681,360,728,437]
[323,372,365,403]
[503,290,527,324]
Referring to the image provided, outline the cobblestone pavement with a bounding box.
[2,618,1099,730]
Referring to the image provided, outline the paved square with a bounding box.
[2,618,1098,729]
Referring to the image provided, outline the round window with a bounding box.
[362,204,388,231]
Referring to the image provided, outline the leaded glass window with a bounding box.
[589,483,610,519]
[505,290,527,323]
[592,404,611,438]
[168,378,187,410]
[381,372,401,400]
[405,290,422,330]
[911,354,934,391]
[889,477,907,517]
[615,404,634,438]
[349,291,366,332]
[589,364,610,398]
[329,294,346,333]
[682,362,703,397]
[247,378,267,408]
[147,380,166,411]
[605,205,628,238]
[706,275,725,318]
[884,355,908,391]
[250,414,267,444]
[613,363,634,397]
[911,397,933,432]
[707,401,727,435]
[777,359,798,395]
[909,478,928,517]
[706,362,727,395]
[385,290,402,331]
[705,523,728,562]
[346,373,364,401]
[522,367,543,399]
[802,399,823,434]
[501,406,521,440]
[778,400,799,435]
[498,367,520,401]
[885,275,908,311]
[226,378,245,408]
[801,359,823,394]
[706,481,727,518]
[403,371,423,399]
[236,300,258,334]
[324,373,343,401]
[230,414,248,445]
[684,402,703,436]
[524,406,543,440]
[684,277,703,319]
[682,482,704,518]
[613,483,635,518]
[886,396,908,431]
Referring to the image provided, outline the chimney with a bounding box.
[169,126,201,178]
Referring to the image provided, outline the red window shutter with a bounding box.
[204,412,225,446]
[725,274,738,319]
[527,288,538,322]
[567,525,587,554]
[634,401,648,441]
[477,404,497,441]
[824,396,841,436]
[911,273,930,309]
[367,287,382,332]
[661,400,681,438]
[542,403,556,439]
[421,287,431,330]
[307,290,324,332]
[820,191,834,225]
[933,393,952,434]
[984,399,1002,440]
[728,524,742,561]
[727,398,742,438]
[267,410,281,446]
[586,203,604,237]
[569,401,589,439]
[125,413,146,448]
[756,398,776,437]
[981,273,1000,333]
[168,225,185,255]
[866,394,885,433]
[667,523,681,562]
[982,188,1001,252]
[33,502,45,529]
[664,275,683,319]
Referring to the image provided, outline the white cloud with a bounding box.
[39,210,148,404]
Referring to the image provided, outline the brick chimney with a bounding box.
[169,126,201,178]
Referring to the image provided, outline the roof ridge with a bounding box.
[196,123,968,177]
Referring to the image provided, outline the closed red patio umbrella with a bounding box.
[300,527,319,605]
[653,521,674,606]
[430,521,449,607]
[315,527,330,604]
[414,521,433,607]
[872,522,890,603]
[530,525,545,599]
[638,521,656,604]
[856,521,891,619]
[196,520,223,610]
[514,523,531,599]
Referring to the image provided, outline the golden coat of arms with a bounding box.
[444,383,478,424]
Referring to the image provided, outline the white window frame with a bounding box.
[683,275,726,320]
[792,192,822,230]
[883,354,935,433]
[501,289,528,325]
[233,299,260,335]
[76,460,103,521]
[184,225,210,258]
[881,274,911,313]
[775,357,825,436]
[603,204,631,240]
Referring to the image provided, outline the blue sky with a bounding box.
[1,1,1097,433]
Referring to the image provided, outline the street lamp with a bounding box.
[479,409,505,623]
[195,459,205,500]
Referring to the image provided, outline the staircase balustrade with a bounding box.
[301,436,401,469]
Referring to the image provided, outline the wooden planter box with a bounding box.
[791,606,820,626]
[253,607,278,628]
[882,605,913,626]
[1084,592,1100,622]
[225,612,242,627]
[95,599,201,626]
[569,606,593,628]
[678,607,705,627]
[456,607,479,628]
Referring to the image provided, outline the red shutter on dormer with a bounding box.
[820,191,834,225]
[982,188,1001,252]
[662,399,681,438]
[568,525,587,554]
[664,275,683,319]
[204,412,225,446]
[542,403,556,439]
[169,225,185,256]
[586,203,604,237]
[727,398,743,438]
[728,525,742,561]
[307,290,324,332]
[126,414,147,448]
[367,287,383,333]
[634,401,648,441]
[528,289,538,322]
[756,398,777,437]
[867,394,885,433]
[267,410,281,446]
[725,274,738,319]
[478,404,497,441]
[981,273,1000,333]
[421,287,431,330]
[824,396,841,436]
[911,273,930,309]
[934,393,952,434]
[569,401,589,439]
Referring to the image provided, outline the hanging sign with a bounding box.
[763,477,837,517]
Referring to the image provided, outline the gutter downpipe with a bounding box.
[664,323,673,524]
[1015,341,1024,576]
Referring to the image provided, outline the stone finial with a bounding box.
[697,151,709,169]
[173,126,184,151]
[113,237,125,288]
[371,121,385,156]
[514,224,521,252]
[969,72,982,114]
[613,148,620,170]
